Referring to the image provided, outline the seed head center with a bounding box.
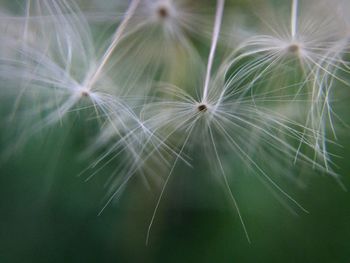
[288,44,299,53]
[80,88,90,97]
[157,6,169,19]
[197,104,208,112]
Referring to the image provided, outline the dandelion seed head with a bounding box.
[287,43,299,53]
[1,0,348,246]
[157,5,170,20]
[197,104,208,113]
[77,87,91,98]
[147,0,176,24]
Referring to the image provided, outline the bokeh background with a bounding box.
[0,85,349,263]
[1,0,350,262]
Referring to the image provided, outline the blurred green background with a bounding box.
[1,0,350,262]
[0,106,349,263]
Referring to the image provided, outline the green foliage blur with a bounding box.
[1,0,350,262]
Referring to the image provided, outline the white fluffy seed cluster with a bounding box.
[0,0,349,242]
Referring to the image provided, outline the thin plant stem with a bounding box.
[202,0,225,102]
[84,0,141,90]
[291,0,298,39]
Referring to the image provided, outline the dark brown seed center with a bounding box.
[157,6,169,19]
[81,91,89,97]
[288,44,299,53]
[198,104,208,112]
